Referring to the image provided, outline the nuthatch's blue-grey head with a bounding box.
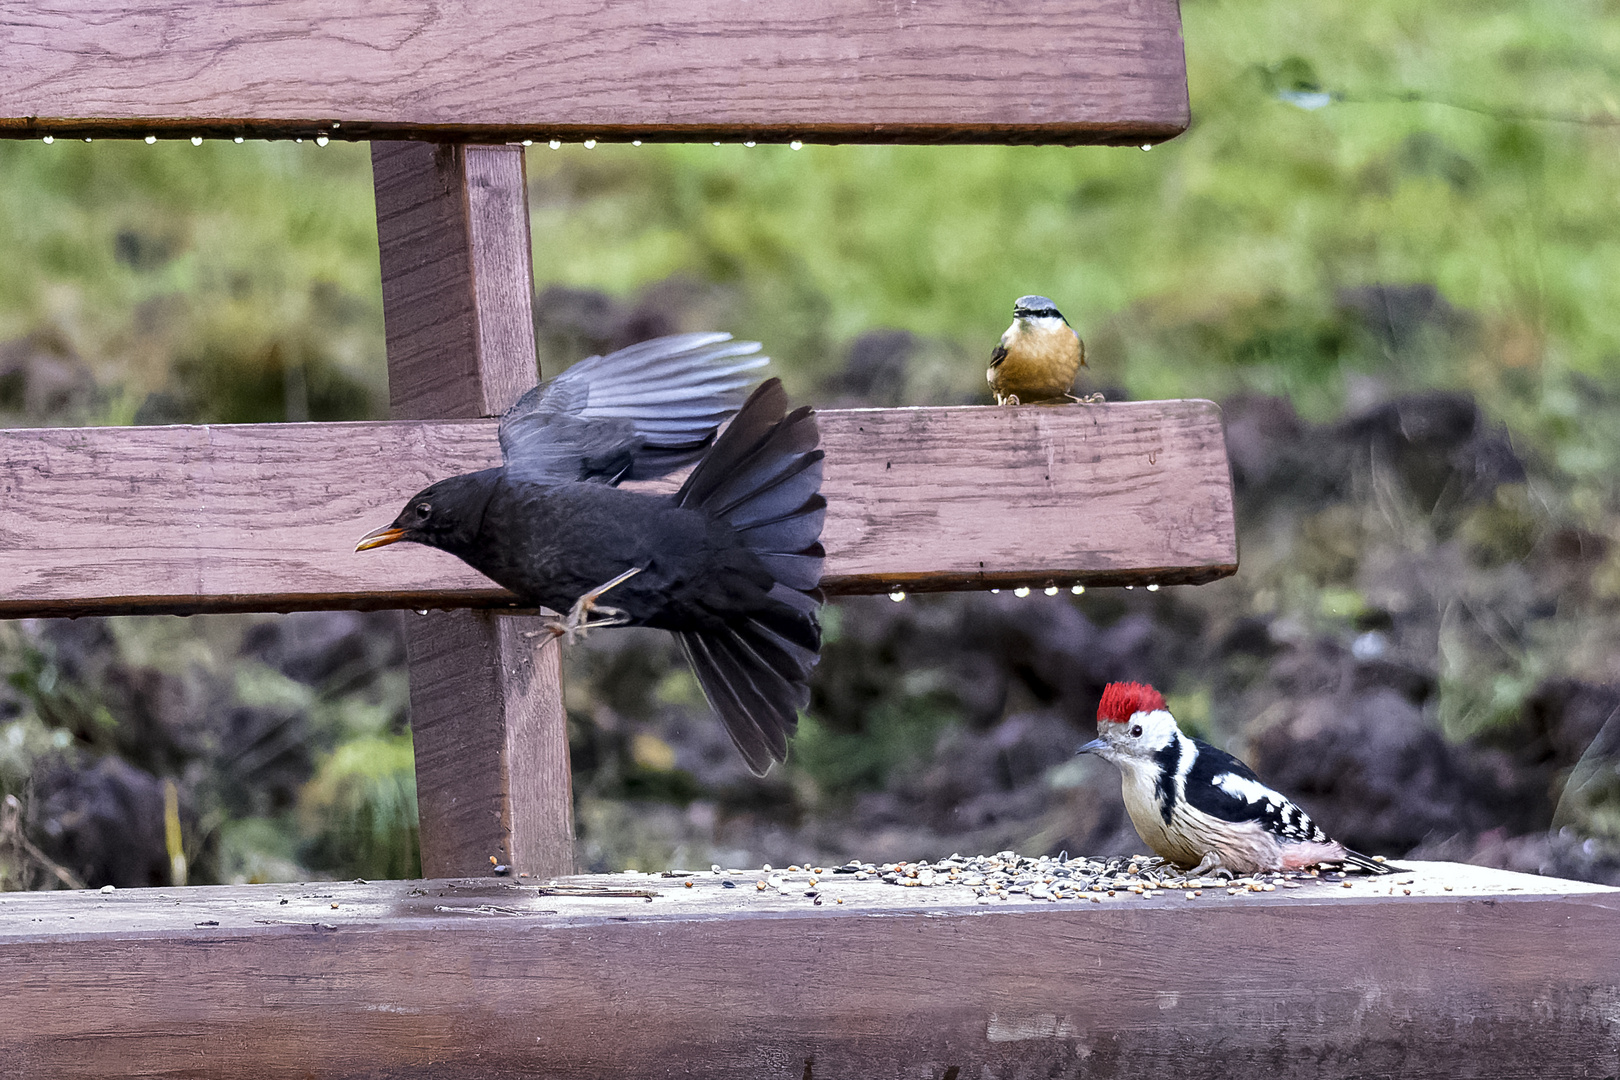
[1012,295,1067,322]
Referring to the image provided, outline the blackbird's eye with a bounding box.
[1130,724,1143,738]
[415,502,432,517]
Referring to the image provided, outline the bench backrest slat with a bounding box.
[0,402,1236,618]
[1,0,1188,144]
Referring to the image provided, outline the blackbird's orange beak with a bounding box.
[355,525,408,552]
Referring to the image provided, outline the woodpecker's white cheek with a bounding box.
[1132,711,1179,754]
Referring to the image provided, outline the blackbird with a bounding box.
[357,333,826,774]
[987,294,1086,405]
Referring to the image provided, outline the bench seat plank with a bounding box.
[0,400,1235,617]
[0,864,1614,1077]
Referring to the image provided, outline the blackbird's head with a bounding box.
[355,469,500,555]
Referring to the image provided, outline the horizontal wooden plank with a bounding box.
[0,0,1188,145]
[1,863,1615,1077]
[0,401,1236,617]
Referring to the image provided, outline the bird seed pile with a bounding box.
[700,849,1404,904]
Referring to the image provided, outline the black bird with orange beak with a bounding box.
[357,334,826,775]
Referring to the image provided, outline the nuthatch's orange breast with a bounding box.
[988,322,1082,403]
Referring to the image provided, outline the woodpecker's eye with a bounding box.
[1130,724,1143,738]
[415,502,432,516]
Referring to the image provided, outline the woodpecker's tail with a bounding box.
[673,378,825,775]
[1341,848,1403,875]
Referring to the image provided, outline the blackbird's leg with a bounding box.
[544,567,645,644]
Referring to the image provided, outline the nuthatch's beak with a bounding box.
[355,525,407,552]
[1075,738,1108,756]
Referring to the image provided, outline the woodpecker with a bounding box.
[987,294,1086,405]
[1077,682,1397,877]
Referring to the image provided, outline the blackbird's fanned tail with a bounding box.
[676,378,825,774]
[678,625,815,775]
[674,380,826,593]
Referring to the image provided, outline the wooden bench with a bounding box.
[5,2,1617,1076]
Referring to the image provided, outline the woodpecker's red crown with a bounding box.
[1097,681,1166,723]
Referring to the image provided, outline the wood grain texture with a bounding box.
[0,865,1614,1078]
[400,610,574,879]
[372,142,538,420]
[0,0,1189,145]
[0,402,1236,616]
[373,140,569,879]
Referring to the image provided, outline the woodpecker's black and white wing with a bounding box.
[499,333,767,485]
[1182,739,1334,845]
[1183,738,1397,873]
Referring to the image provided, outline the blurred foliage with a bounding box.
[0,139,385,426]
[298,734,421,880]
[0,614,411,886]
[3,0,1620,882]
[793,693,963,799]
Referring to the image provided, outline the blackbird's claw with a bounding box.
[551,602,630,641]
[542,567,645,644]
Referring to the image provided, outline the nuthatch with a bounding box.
[987,295,1085,405]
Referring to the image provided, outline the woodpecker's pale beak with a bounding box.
[1076,738,1108,757]
[355,525,408,552]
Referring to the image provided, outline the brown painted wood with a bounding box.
[372,140,573,880]
[0,864,1614,1077]
[373,143,539,421]
[0,0,1189,146]
[0,401,1237,617]
[395,610,574,880]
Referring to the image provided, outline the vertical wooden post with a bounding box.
[371,141,574,879]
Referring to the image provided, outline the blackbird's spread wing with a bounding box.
[499,333,767,485]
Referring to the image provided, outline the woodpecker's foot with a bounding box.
[530,567,644,645]
[1184,854,1232,881]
